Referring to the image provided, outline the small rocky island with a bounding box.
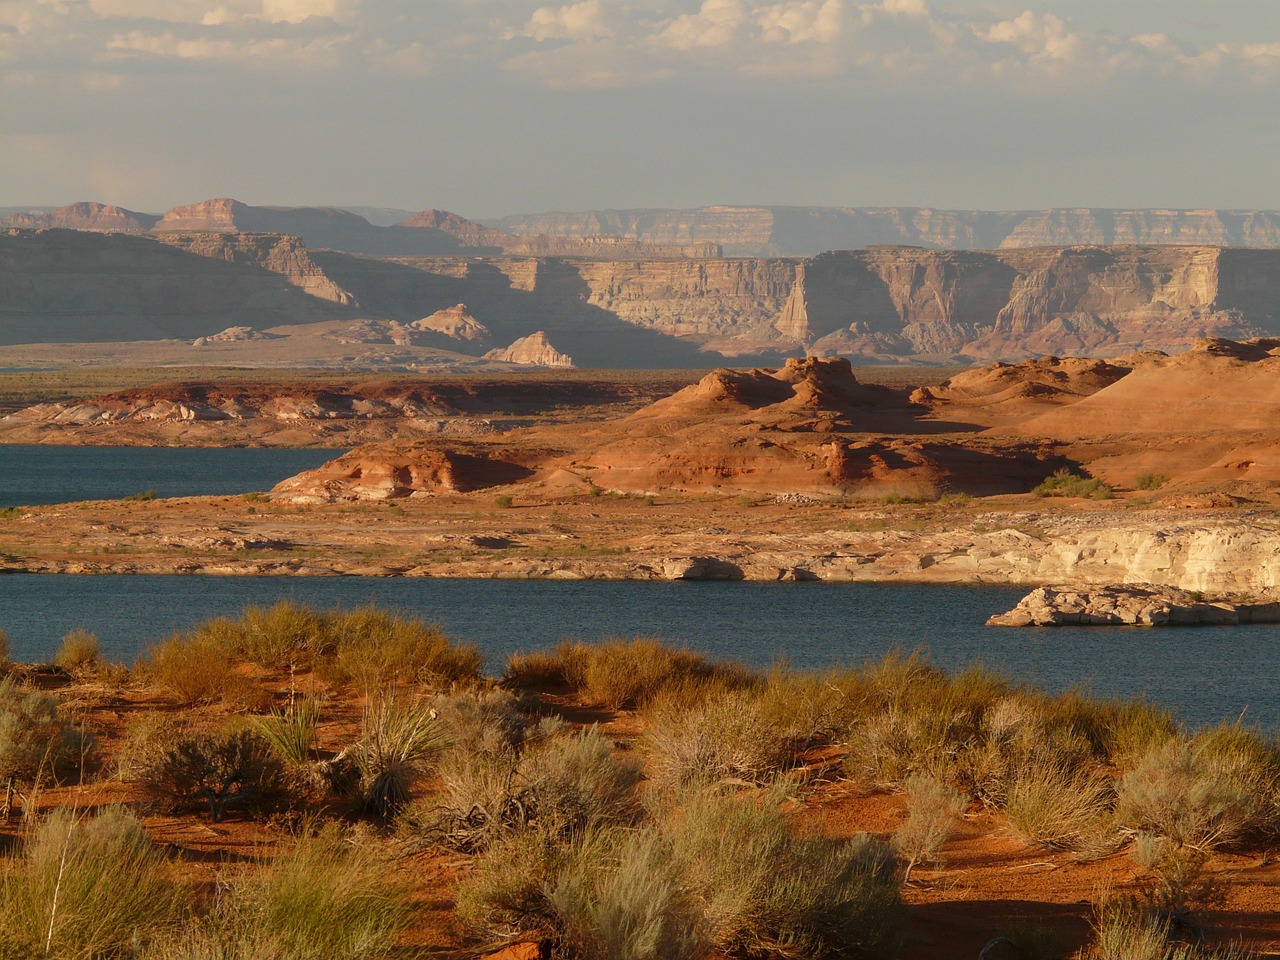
[988,584,1280,626]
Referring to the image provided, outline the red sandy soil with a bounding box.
[8,668,1280,960]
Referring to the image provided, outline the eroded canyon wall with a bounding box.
[7,230,1280,366]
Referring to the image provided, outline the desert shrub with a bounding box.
[0,806,185,959]
[428,727,640,851]
[1135,473,1172,491]
[315,606,482,691]
[751,666,867,748]
[1003,758,1115,853]
[1090,893,1252,960]
[959,695,1096,805]
[537,638,753,710]
[436,687,532,757]
[345,696,449,817]
[231,601,323,668]
[503,648,571,689]
[53,629,103,673]
[135,727,285,822]
[455,826,569,940]
[642,689,794,789]
[0,678,90,811]
[1033,468,1113,500]
[895,775,966,882]
[1116,728,1280,849]
[459,826,702,960]
[548,827,703,960]
[153,828,409,960]
[140,631,264,708]
[666,786,901,959]
[524,728,642,834]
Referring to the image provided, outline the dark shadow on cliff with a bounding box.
[312,252,733,369]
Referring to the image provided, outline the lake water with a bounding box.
[2,574,1276,731]
[0,445,342,506]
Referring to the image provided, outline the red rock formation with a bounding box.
[271,443,532,501]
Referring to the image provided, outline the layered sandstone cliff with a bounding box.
[153,198,466,255]
[495,206,1280,257]
[775,246,1277,361]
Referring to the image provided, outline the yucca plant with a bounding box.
[347,696,449,817]
[253,698,321,768]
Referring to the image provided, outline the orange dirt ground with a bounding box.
[8,667,1280,960]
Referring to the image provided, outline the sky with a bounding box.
[3,0,1279,218]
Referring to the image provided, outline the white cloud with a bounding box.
[523,0,611,41]
[657,0,748,51]
[757,0,844,44]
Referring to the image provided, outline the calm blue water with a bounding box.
[0,446,342,506]
[1,575,1276,731]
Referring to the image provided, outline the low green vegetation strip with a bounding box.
[0,605,1274,959]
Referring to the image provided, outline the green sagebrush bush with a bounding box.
[0,806,184,959]
[457,785,901,960]
[144,828,409,960]
[1116,725,1280,849]
[0,677,91,813]
[427,726,641,852]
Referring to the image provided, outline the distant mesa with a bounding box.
[573,356,1059,497]
[152,197,466,256]
[396,209,513,249]
[485,331,575,368]
[494,206,1280,257]
[2,201,159,233]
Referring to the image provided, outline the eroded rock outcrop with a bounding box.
[271,443,533,501]
[485,332,574,367]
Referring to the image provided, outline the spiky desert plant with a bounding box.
[347,695,449,817]
[0,806,185,959]
[253,698,321,768]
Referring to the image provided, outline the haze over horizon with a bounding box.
[4,1,1278,218]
